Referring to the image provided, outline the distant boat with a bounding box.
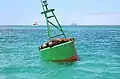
[33,21,38,26]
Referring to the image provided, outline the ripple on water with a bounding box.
[0,26,120,79]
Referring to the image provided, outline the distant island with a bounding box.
[71,23,78,26]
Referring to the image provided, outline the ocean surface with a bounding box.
[0,25,120,79]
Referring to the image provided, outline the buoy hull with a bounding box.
[39,41,78,61]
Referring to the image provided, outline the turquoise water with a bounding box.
[0,25,120,79]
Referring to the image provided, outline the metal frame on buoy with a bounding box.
[39,0,78,61]
[40,0,66,40]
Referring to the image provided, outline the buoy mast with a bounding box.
[40,0,66,40]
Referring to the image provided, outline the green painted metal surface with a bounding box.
[39,0,77,61]
[40,41,76,60]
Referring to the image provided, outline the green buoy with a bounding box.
[39,0,78,61]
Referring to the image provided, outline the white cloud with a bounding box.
[79,12,120,25]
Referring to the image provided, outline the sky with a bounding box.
[0,0,120,25]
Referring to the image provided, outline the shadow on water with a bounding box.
[51,56,80,66]
[39,58,80,68]
[40,60,78,68]
[53,61,76,66]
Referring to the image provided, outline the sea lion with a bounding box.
[56,38,63,43]
[62,38,70,42]
[40,38,75,49]
[60,38,74,43]
[69,38,75,41]
[40,42,48,49]
[48,39,59,47]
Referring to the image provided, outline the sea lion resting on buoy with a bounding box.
[40,39,60,49]
[61,38,74,43]
[55,38,74,43]
[48,38,64,47]
[55,38,63,43]
[40,38,75,49]
[40,42,48,49]
[48,39,61,47]
[48,38,75,47]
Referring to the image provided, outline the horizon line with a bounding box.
[0,24,120,26]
